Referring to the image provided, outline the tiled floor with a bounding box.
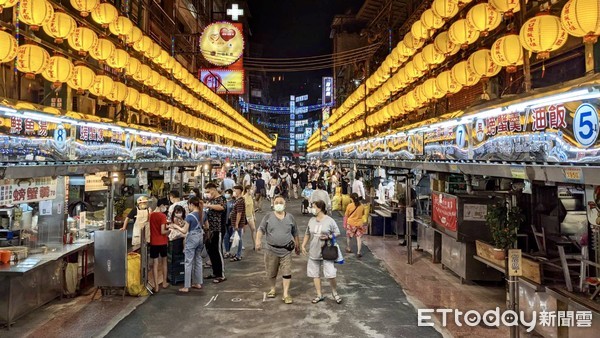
[363,235,511,338]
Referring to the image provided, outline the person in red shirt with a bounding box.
[150,205,170,292]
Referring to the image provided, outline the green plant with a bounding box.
[114,196,127,220]
[486,202,524,250]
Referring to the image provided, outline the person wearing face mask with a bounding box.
[229,185,247,262]
[203,183,227,283]
[301,200,342,304]
[256,195,299,304]
[167,190,189,222]
[301,183,314,214]
[223,189,236,258]
[309,182,331,212]
[178,196,204,293]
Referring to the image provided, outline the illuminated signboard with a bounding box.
[200,22,244,67]
[322,77,333,105]
[200,69,245,94]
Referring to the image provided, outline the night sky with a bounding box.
[247,0,364,101]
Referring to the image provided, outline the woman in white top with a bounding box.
[301,200,342,304]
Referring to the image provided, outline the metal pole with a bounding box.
[519,0,531,93]
[106,172,115,230]
[406,175,413,265]
[508,195,519,338]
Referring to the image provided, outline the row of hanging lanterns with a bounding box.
[323,0,599,146]
[0,0,271,149]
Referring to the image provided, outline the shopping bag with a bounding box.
[231,231,240,252]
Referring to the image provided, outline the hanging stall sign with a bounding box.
[85,172,109,192]
[172,138,194,160]
[0,115,70,161]
[11,177,58,204]
[423,124,470,160]
[199,22,244,67]
[71,125,132,160]
[471,100,600,163]
[0,179,12,206]
[132,133,171,160]
[200,69,245,94]
[386,133,414,160]
[432,192,458,232]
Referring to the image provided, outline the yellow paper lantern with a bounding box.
[107,48,130,70]
[468,49,501,78]
[145,70,160,87]
[157,100,169,117]
[156,49,170,67]
[133,35,153,53]
[423,78,445,100]
[42,12,77,44]
[146,97,159,115]
[125,87,140,107]
[561,0,600,43]
[165,104,174,119]
[163,79,175,95]
[89,38,115,63]
[421,9,444,30]
[155,76,167,93]
[67,65,96,93]
[413,52,429,72]
[434,31,460,56]
[125,26,143,45]
[172,61,183,79]
[451,61,481,87]
[89,75,114,98]
[146,42,162,60]
[436,70,463,95]
[405,61,424,79]
[422,44,445,66]
[70,0,98,17]
[135,93,150,111]
[491,34,523,73]
[403,31,424,50]
[109,16,133,37]
[107,81,128,102]
[164,56,176,71]
[91,3,118,27]
[16,44,50,78]
[42,55,74,87]
[133,64,151,82]
[449,19,480,49]
[519,14,568,60]
[0,0,19,13]
[467,4,502,37]
[432,0,459,20]
[19,0,54,31]
[0,30,18,63]
[489,0,524,16]
[414,85,428,106]
[172,85,182,101]
[411,20,430,41]
[125,57,141,77]
[68,27,98,56]
[397,41,415,57]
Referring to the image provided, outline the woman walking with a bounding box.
[344,193,366,258]
[179,196,204,293]
[301,200,342,304]
[244,185,257,250]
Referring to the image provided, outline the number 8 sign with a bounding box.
[573,103,599,148]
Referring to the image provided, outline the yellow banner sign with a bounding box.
[200,22,244,66]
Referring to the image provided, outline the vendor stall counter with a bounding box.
[0,239,93,329]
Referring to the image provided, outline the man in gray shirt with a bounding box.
[256,196,299,304]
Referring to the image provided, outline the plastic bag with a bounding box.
[126,253,148,297]
[332,195,341,211]
[231,230,240,252]
[331,234,344,264]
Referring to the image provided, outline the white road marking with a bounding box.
[208,308,264,311]
[205,295,216,307]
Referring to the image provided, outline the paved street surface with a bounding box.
[106,198,441,338]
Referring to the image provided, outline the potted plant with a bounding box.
[113,196,127,229]
[486,202,524,260]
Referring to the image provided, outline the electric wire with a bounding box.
[244,57,371,72]
[243,43,382,62]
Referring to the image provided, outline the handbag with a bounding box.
[321,239,339,261]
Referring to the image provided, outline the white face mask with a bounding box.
[273,204,285,212]
[174,213,183,218]
[311,208,319,216]
[224,193,231,199]
[203,192,211,199]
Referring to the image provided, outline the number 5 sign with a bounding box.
[573,103,599,148]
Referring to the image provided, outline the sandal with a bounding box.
[311,295,325,304]
[332,293,342,304]
[206,274,217,279]
[178,288,190,293]
[266,289,276,298]
[345,248,352,253]
[230,256,242,262]
[282,296,293,304]
[213,277,227,283]
[191,284,203,289]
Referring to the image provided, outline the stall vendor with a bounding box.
[121,196,151,247]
